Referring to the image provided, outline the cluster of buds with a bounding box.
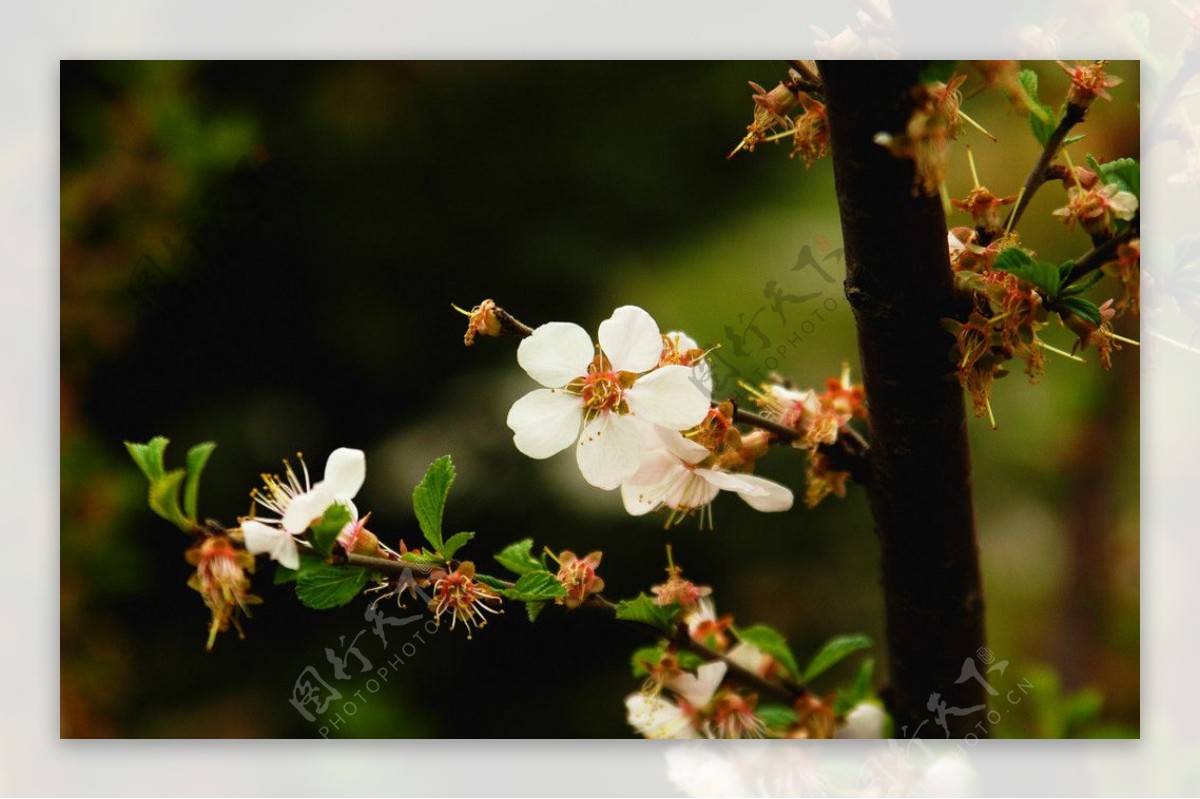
[744,364,866,508]
[185,533,261,651]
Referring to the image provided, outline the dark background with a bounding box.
[60,61,1140,737]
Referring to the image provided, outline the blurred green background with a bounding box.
[60,60,1139,738]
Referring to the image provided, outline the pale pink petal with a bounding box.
[626,365,712,430]
[621,452,689,515]
[323,447,365,500]
[732,473,795,512]
[281,483,334,534]
[727,642,772,676]
[625,447,683,487]
[517,322,594,388]
[506,388,583,459]
[241,520,300,570]
[1107,189,1139,220]
[667,661,727,707]
[576,412,645,490]
[598,305,662,373]
[663,470,720,511]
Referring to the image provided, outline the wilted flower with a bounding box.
[875,74,969,195]
[651,562,712,610]
[728,80,798,158]
[554,550,605,609]
[685,597,734,652]
[1056,60,1122,108]
[706,689,767,739]
[952,186,1018,231]
[789,92,830,167]
[429,561,502,638]
[456,298,503,345]
[1104,238,1140,314]
[1067,298,1120,370]
[506,305,711,490]
[185,535,260,650]
[805,450,852,509]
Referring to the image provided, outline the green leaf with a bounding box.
[1060,269,1105,298]
[1018,68,1038,99]
[183,441,216,522]
[614,594,680,635]
[295,561,369,609]
[526,601,548,622]
[736,625,802,681]
[918,60,958,85]
[494,538,544,576]
[309,502,353,557]
[441,531,474,562]
[412,455,455,552]
[125,436,169,482]
[1062,133,1087,145]
[1058,295,1103,327]
[474,572,509,591]
[501,570,567,602]
[994,247,1062,298]
[631,645,667,678]
[274,565,300,585]
[803,634,873,683]
[1089,154,1139,198]
[757,704,800,731]
[835,656,876,714]
[149,469,190,531]
[1030,104,1057,147]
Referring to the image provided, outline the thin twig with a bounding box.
[1003,102,1088,236]
[1062,224,1138,287]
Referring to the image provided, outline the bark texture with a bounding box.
[819,60,988,737]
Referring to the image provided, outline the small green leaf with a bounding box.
[803,634,872,683]
[295,561,369,609]
[274,565,299,585]
[474,572,509,591]
[1030,105,1057,147]
[1060,269,1106,298]
[757,704,800,731]
[994,248,1062,298]
[835,656,876,714]
[309,502,353,557]
[501,570,567,602]
[526,601,548,622]
[412,455,455,552]
[442,531,474,561]
[615,594,680,635]
[149,469,190,531]
[918,60,958,85]
[1062,133,1087,145]
[183,441,216,522]
[736,625,802,681]
[1057,295,1103,327]
[494,538,543,576]
[125,436,169,482]
[1089,154,1139,198]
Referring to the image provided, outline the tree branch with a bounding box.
[821,60,989,737]
[1062,224,1138,288]
[1003,102,1087,236]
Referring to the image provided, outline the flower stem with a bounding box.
[1003,101,1088,236]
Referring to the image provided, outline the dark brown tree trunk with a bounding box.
[819,61,989,738]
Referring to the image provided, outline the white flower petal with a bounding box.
[598,305,662,374]
[727,642,772,676]
[668,661,727,708]
[626,365,712,430]
[576,412,645,490]
[517,322,594,388]
[281,483,334,534]
[653,426,712,465]
[695,468,765,495]
[625,694,699,739]
[1108,189,1138,220]
[506,388,583,459]
[323,447,365,500]
[242,520,300,570]
[621,452,685,515]
[733,473,795,512]
[836,702,887,739]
